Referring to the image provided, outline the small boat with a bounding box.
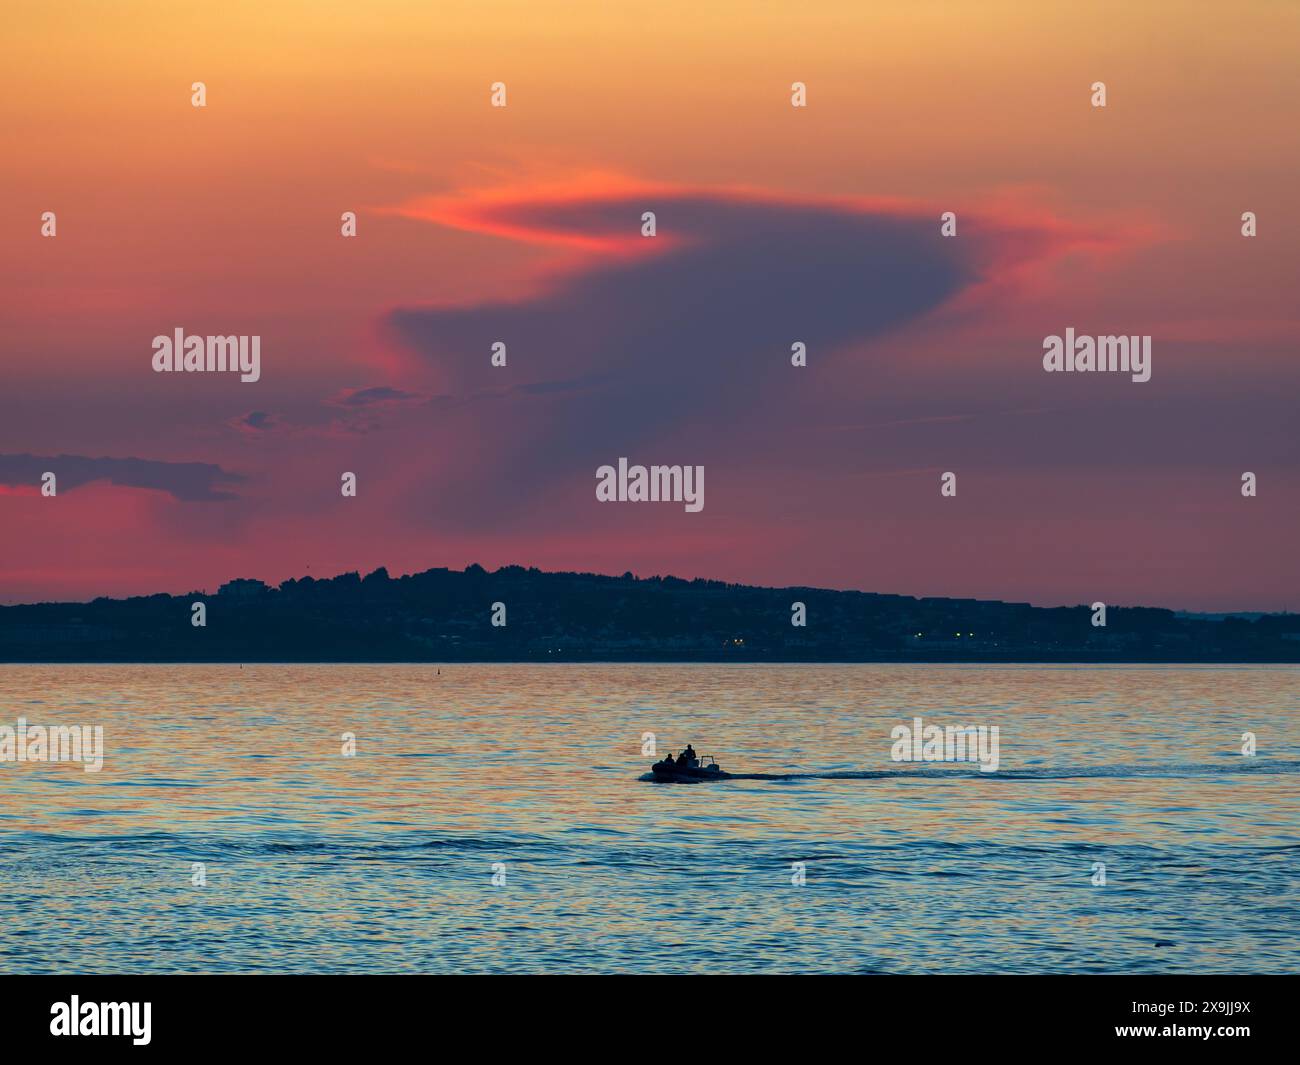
[648,754,731,782]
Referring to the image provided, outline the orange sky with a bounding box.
[1,1,1297,608]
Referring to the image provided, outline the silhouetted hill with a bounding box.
[2,565,1297,662]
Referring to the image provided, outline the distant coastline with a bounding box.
[1,564,1297,664]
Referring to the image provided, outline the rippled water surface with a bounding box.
[0,664,1296,973]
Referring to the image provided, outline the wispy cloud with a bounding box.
[0,453,244,501]
[228,411,279,435]
[330,386,426,408]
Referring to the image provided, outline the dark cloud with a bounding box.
[0,453,244,501]
[228,410,279,434]
[387,188,1058,522]
[391,193,979,412]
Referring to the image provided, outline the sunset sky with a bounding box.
[2,1,1297,609]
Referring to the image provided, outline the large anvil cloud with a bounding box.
[385,184,1073,520]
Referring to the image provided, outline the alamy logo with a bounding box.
[1042,328,1151,383]
[596,458,704,512]
[152,327,261,382]
[50,996,151,1045]
[890,716,1000,773]
[0,718,103,772]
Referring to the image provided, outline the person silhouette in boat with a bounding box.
[680,744,698,768]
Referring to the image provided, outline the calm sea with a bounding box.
[0,664,1296,974]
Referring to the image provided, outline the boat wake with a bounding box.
[640,759,1300,784]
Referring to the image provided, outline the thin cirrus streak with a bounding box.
[0,453,244,503]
